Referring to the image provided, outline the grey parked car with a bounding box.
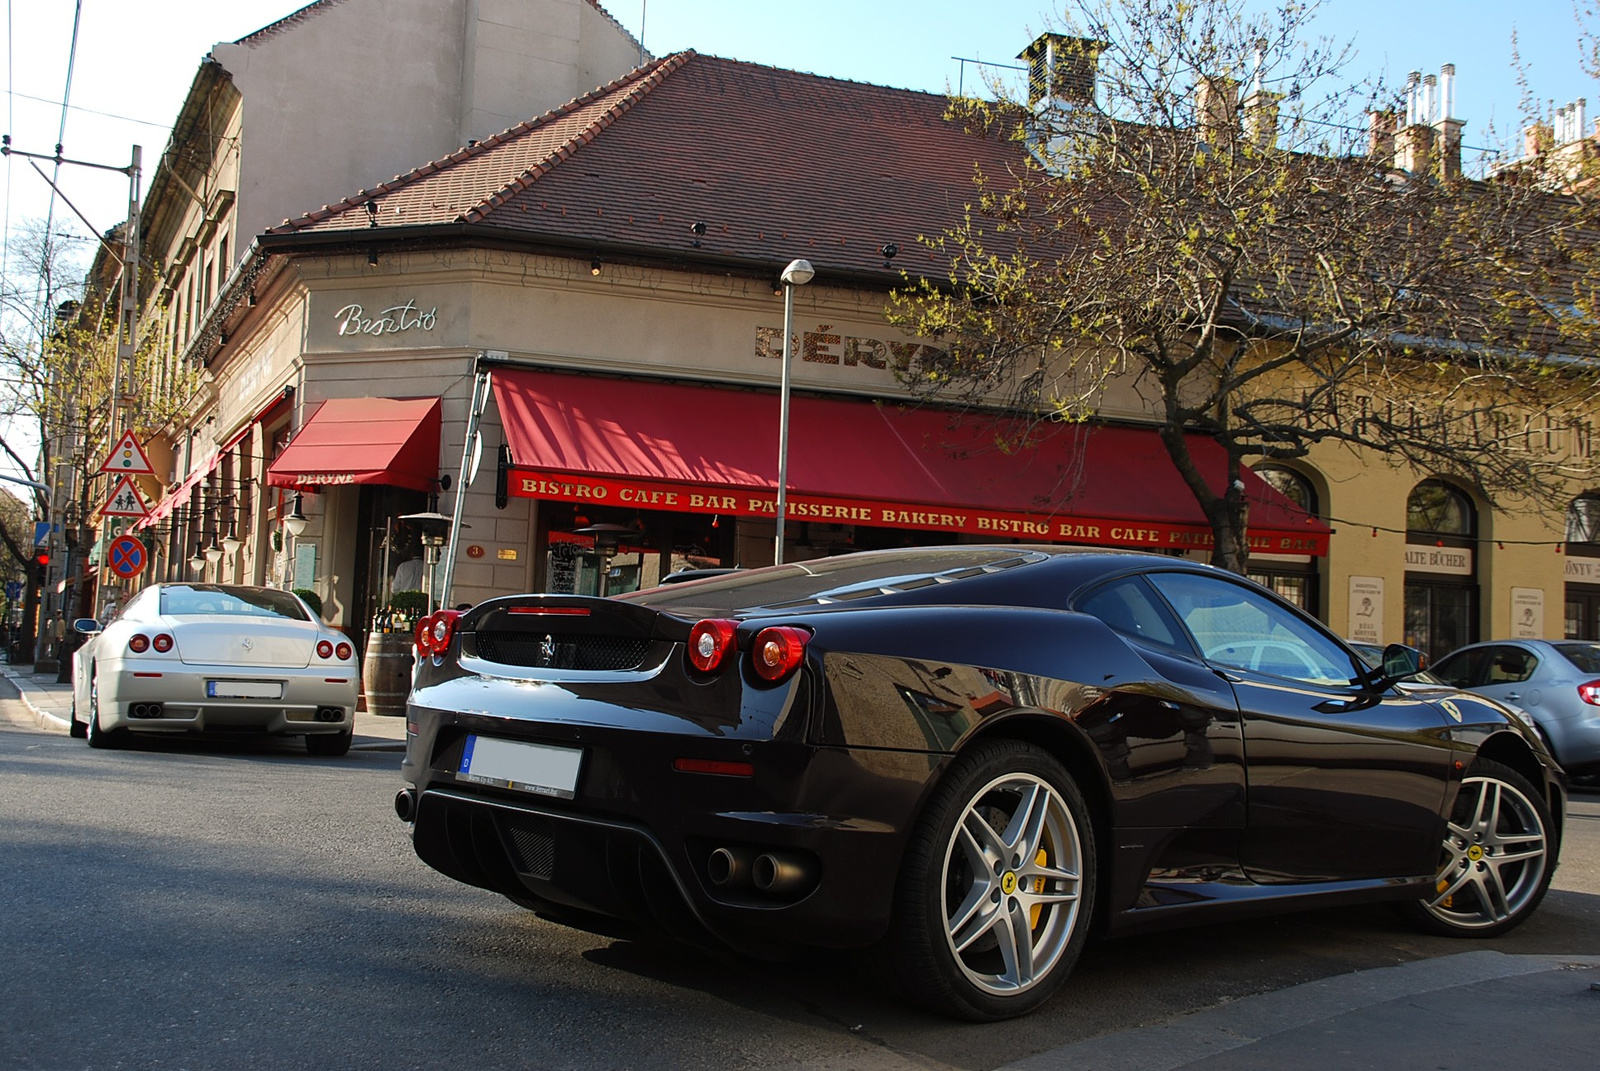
[1430,640,1600,775]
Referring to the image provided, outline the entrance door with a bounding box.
[1404,581,1476,665]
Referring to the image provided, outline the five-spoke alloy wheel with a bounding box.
[1402,759,1554,937]
[883,739,1095,1020]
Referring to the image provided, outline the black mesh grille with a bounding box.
[475,630,652,670]
[503,821,555,879]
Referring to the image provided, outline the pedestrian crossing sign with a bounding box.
[99,475,151,518]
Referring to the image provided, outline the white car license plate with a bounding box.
[206,680,284,699]
[458,735,582,799]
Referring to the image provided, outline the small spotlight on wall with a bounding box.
[367,248,379,266]
[691,221,707,247]
[364,199,379,227]
[881,242,900,268]
[590,258,602,276]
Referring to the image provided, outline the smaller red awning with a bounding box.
[266,397,442,493]
[134,422,254,531]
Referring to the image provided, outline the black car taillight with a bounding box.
[127,634,149,653]
[152,633,173,653]
[417,610,462,656]
[1579,680,1600,706]
[687,618,737,673]
[750,626,809,683]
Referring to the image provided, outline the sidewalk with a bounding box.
[0,662,407,752]
[1002,950,1600,1070]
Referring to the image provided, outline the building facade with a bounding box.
[73,9,1600,674]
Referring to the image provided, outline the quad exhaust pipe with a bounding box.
[315,707,343,722]
[128,702,164,718]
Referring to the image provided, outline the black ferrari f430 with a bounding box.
[396,547,1564,1020]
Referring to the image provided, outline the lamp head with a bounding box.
[780,259,815,286]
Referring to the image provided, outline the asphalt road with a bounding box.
[2,693,1596,1071]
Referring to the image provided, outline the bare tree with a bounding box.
[890,0,1600,573]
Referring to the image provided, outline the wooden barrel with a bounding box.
[362,631,415,717]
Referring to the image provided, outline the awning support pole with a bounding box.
[441,365,492,608]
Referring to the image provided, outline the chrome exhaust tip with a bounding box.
[752,851,816,894]
[707,847,755,887]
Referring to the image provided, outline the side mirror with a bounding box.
[1361,642,1424,692]
[72,618,103,635]
[1381,643,1424,679]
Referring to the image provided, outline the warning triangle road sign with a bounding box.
[98,431,155,476]
[99,475,151,518]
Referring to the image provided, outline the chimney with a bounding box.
[1368,109,1398,162]
[1433,64,1465,180]
[1195,74,1240,146]
[1018,34,1102,110]
[1241,39,1281,148]
[1523,120,1554,158]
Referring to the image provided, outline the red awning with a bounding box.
[266,397,442,492]
[491,369,1330,555]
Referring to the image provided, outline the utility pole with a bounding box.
[0,137,143,662]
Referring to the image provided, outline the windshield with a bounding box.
[158,585,310,620]
[623,547,1049,612]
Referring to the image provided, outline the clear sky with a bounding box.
[0,0,1593,484]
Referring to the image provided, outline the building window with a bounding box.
[1564,493,1600,638]
[1404,479,1478,663]
[1249,465,1320,616]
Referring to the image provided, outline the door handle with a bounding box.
[1504,693,1520,701]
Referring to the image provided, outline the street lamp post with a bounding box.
[773,258,815,565]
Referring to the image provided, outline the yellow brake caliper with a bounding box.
[1029,847,1049,928]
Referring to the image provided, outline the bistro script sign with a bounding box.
[334,299,437,337]
[509,468,1329,554]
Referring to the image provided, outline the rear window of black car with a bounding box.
[1553,643,1600,673]
[624,547,1050,612]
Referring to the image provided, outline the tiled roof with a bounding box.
[270,51,1025,277]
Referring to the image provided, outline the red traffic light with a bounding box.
[33,550,49,568]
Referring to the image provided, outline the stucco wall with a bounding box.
[212,0,642,248]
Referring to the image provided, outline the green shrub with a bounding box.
[293,588,323,617]
[388,589,430,616]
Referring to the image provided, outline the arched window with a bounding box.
[1407,480,1474,537]
[1256,466,1316,515]
[1566,494,1600,545]
[1565,493,1600,638]
[1404,479,1478,663]
[1250,465,1320,615]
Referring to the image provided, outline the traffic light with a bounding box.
[32,549,49,578]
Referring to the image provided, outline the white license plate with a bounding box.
[458,735,582,799]
[206,680,284,699]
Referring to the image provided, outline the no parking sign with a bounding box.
[107,534,148,579]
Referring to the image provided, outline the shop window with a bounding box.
[1404,479,1478,664]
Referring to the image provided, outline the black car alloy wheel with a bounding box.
[1402,759,1553,938]
[883,738,1096,1020]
